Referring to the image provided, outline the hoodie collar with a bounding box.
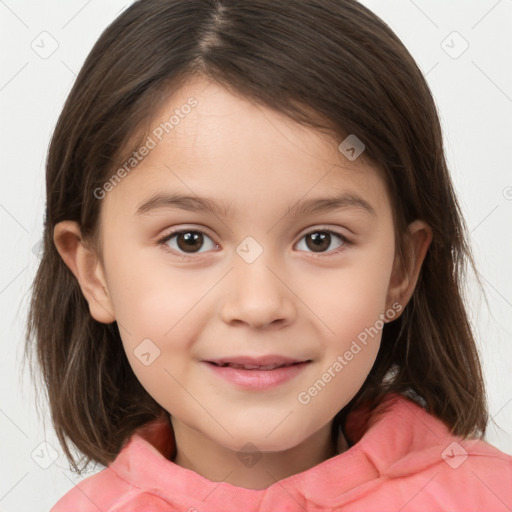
[110,393,452,511]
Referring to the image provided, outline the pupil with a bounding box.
[177,232,203,253]
[306,232,330,252]
[175,232,331,254]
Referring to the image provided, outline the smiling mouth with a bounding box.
[208,361,310,371]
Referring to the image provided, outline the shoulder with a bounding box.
[378,438,512,510]
[50,467,128,512]
[50,466,173,511]
[363,394,512,509]
[51,417,177,511]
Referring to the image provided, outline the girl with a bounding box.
[25,0,512,510]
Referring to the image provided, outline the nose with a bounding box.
[219,252,296,329]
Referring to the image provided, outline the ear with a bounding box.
[386,219,433,317]
[53,221,115,323]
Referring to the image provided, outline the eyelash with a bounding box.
[157,227,352,260]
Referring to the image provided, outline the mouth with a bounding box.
[203,359,312,390]
[206,361,310,371]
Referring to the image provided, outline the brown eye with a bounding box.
[296,230,348,254]
[176,232,204,253]
[161,230,218,255]
[306,232,330,252]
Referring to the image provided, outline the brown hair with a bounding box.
[24,0,488,473]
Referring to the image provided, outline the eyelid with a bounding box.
[157,225,353,259]
[295,226,352,257]
[157,226,220,259]
[297,224,351,240]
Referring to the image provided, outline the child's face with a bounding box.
[95,76,404,454]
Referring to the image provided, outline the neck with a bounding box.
[170,418,344,490]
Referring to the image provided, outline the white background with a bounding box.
[1,1,511,510]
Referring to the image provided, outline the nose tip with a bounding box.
[219,257,295,329]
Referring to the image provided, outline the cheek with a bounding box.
[106,256,216,387]
[306,263,392,339]
[298,239,394,372]
[110,269,204,412]
[106,248,212,338]
[300,269,387,414]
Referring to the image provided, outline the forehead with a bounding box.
[102,76,390,219]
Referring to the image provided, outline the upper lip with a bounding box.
[204,355,310,367]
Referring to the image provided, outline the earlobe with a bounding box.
[386,220,433,316]
[53,221,116,324]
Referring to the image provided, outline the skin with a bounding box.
[54,75,432,490]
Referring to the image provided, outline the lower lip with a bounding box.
[203,361,310,390]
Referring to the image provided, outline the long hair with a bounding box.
[25,0,488,473]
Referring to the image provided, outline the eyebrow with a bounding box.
[135,193,236,217]
[288,193,376,217]
[134,192,376,218]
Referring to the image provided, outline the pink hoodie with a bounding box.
[51,393,512,511]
